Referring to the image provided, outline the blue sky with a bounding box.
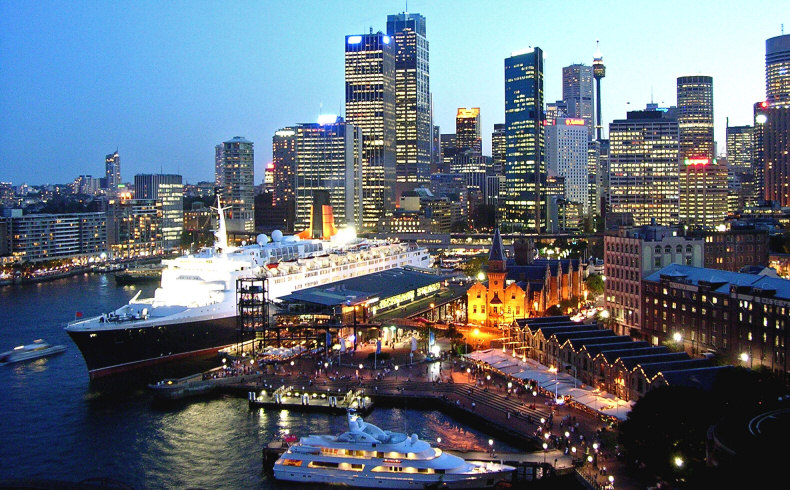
[0,0,783,185]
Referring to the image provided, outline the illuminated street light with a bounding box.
[674,456,684,468]
[673,332,682,343]
[739,352,749,363]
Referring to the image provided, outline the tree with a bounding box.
[461,254,488,279]
[585,274,605,295]
[618,386,713,484]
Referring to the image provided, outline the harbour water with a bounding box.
[0,273,515,488]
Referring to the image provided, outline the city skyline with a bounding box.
[0,0,784,184]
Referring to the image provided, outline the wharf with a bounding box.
[248,385,373,415]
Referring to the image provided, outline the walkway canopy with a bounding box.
[465,349,634,421]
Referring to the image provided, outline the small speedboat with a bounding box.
[0,339,66,365]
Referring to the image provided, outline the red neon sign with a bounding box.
[684,158,710,166]
[565,118,585,126]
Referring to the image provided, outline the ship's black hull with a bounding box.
[67,316,251,379]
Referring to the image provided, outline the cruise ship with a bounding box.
[65,203,432,379]
[274,412,515,488]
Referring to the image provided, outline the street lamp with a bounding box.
[674,456,684,468]
[394,365,399,380]
[466,367,471,381]
[548,366,558,402]
[542,442,548,464]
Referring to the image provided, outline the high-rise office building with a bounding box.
[134,174,183,250]
[545,100,568,126]
[727,124,755,172]
[214,144,223,190]
[678,160,728,228]
[107,198,163,259]
[431,124,441,173]
[677,76,715,162]
[502,47,545,232]
[440,133,456,174]
[273,127,297,231]
[608,108,679,226]
[562,64,594,140]
[345,32,396,229]
[293,117,363,232]
[456,108,482,154]
[491,123,506,175]
[588,140,602,218]
[546,118,590,215]
[677,75,725,228]
[105,151,120,192]
[726,124,756,212]
[766,34,790,104]
[218,136,255,233]
[761,34,790,206]
[387,13,430,193]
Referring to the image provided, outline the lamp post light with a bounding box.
[548,366,558,402]
[608,475,614,488]
[395,365,399,380]
[674,456,684,468]
[488,439,494,457]
[466,367,471,382]
[543,442,548,464]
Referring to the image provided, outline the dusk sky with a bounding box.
[0,0,783,185]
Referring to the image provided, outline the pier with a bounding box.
[247,385,373,415]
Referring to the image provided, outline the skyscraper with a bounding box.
[294,117,363,232]
[440,133,456,174]
[761,34,790,206]
[386,13,430,193]
[134,174,183,250]
[273,127,297,231]
[431,124,441,173]
[562,64,594,140]
[456,107,482,154]
[214,144,223,190]
[766,33,790,104]
[491,123,506,175]
[677,75,714,162]
[726,124,756,212]
[105,151,120,192]
[345,32,396,229]
[546,118,589,215]
[608,108,679,226]
[219,136,255,233]
[677,75,726,228]
[502,47,545,232]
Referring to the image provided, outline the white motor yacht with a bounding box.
[0,339,66,365]
[273,412,514,489]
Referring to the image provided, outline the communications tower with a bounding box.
[593,41,606,140]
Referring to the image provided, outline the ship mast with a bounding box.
[212,197,229,252]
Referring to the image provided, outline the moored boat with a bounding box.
[273,412,515,488]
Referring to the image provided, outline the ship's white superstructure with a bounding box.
[273,412,514,488]
[66,200,431,337]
